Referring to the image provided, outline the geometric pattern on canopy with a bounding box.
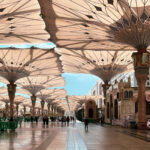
[0,95,28,104]
[45,89,66,103]
[57,48,134,82]
[37,89,66,102]
[67,95,103,111]
[38,0,150,50]
[0,48,62,84]
[0,0,49,44]
[16,76,65,95]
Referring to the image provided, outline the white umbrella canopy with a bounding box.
[0,95,28,104]
[38,0,150,50]
[16,76,65,96]
[67,95,103,111]
[0,86,8,95]
[0,0,49,44]
[21,97,40,106]
[0,48,63,84]
[37,89,66,101]
[57,48,134,83]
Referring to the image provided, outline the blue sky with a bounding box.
[56,73,99,95]
[0,42,99,96]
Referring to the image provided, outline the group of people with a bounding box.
[60,116,75,126]
[42,115,76,127]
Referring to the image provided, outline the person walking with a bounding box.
[84,118,89,131]
[66,116,70,126]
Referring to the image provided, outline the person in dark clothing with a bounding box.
[101,116,104,125]
[45,116,49,127]
[35,116,38,124]
[84,118,89,131]
[31,116,33,123]
[66,116,70,126]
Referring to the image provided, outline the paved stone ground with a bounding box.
[0,121,150,150]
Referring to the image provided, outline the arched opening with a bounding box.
[146,101,150,115]
[114,100,118,119]
[117,92,120,99]
[107,102,110,118]
[85,100,97,121]
[124,91,128,99]
[89,108,93,118]
[129,91,133,98]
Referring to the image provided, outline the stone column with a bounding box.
[38,108,40,116]
[5,102,9,118]
[23,106,26,116]
[16,104,19,117]
[102,81,110,105]
[47,103,50,116]
[31,95,36,118]
[51,105,54,117]
[30,107,32,115]
[7,83,16,121]
[55,106,57,116]
[41,100,45,117]
[132,50,150,129]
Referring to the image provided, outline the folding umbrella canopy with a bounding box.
[0,95,28,117]
[57,48,133,103]
[38,0,150,50]
[67,95,103,111]
[0,0,49,44]
[57,49,133,82]
[0,48,62,119]
[36,89,63,116]
[17,78,65,117]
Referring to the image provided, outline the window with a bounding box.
[99,83,102,95]
[147,82,149,86]
[129,91,133,98]
[114,100,118,119]
[117,92,119,99]
[135,101,138,113]
[146,101,150,115]
[110,94,113,107]
[107,102,109,118]
[124,91,129,99]
[93,90,96,96]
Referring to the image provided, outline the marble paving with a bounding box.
[0,122,150,150]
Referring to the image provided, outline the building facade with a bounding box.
[88,79,104,119]
[89,71,150,126]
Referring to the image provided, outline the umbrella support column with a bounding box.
[132,50,150,129]
[31,95,36,118]
[7,83,16,121]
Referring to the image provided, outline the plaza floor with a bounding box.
[0,121,150,150]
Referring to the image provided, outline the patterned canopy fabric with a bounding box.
[0,0,49,44]
[38,0,150,50]
[57,48,134,82]
[0,48,62,83]
[16,76,65,95]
